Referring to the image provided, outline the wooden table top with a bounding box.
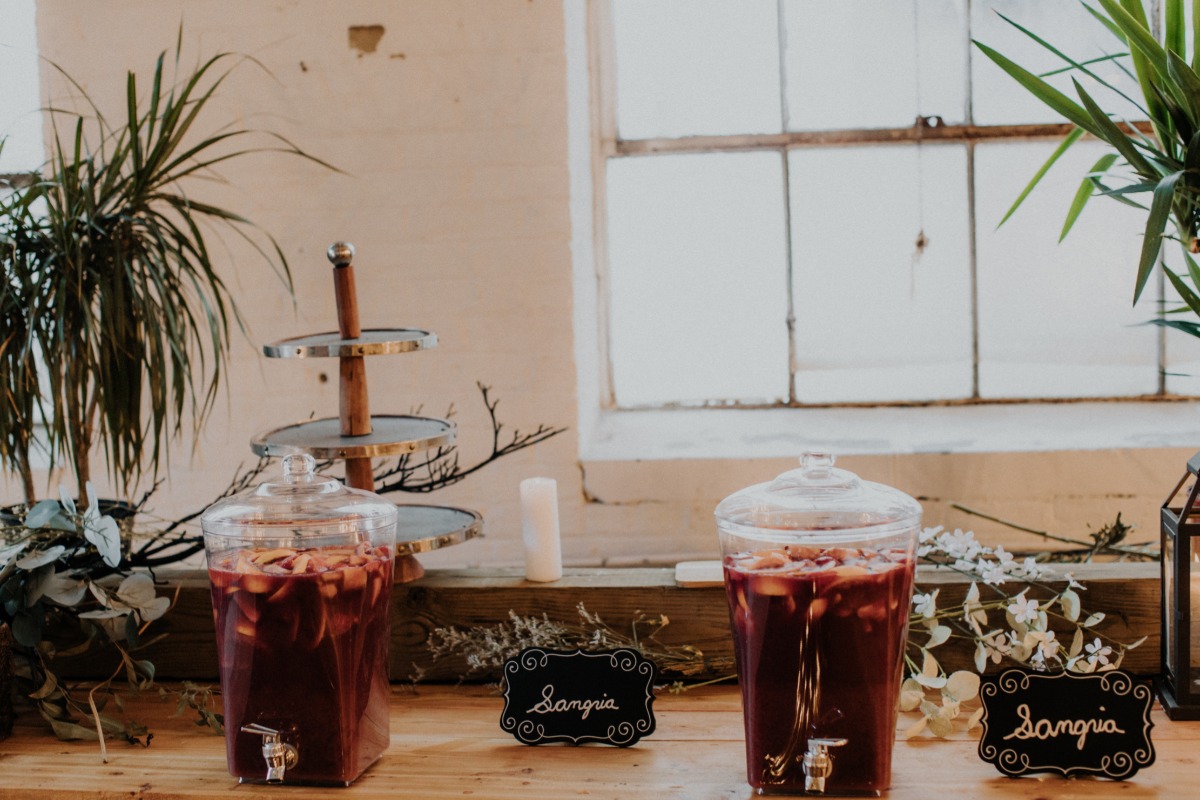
[0,684,1192,799]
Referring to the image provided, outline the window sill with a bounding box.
[579,401,1200,461]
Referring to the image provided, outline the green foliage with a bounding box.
[975,0,1200,336]
[1,485,170,750]
[0,38,329,503]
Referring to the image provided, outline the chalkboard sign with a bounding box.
[500,648,657,746]
[979,669,1155,779]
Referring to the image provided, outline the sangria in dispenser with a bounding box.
[202,454,397,785]
[715,452,921,795]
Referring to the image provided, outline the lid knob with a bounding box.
[803,737,847,794]
[281,453,317,480]
[799,451,835,480]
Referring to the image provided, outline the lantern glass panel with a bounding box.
[1165,528,1175,678]
[1190,544,1200,677]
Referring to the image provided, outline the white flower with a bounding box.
[937,529,982,560]
[917,526,943,557]
[913,590,939,618]
[1035,630,1058,661]
[1085,638,1112,666]
[979,561,1008,586]
[953,558,978,573]
[981,632,1009,664]
[993,545,1016,573]
[1018,556,1049,580]
[1008,592,1039,624]
[1063,572,1085,590]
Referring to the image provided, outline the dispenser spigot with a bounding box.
[802,738,847,794]
[241,723,299,784]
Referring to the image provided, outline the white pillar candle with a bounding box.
[520,477,562,583]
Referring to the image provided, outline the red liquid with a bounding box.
[208,543,393,784]
[724,546,914,795]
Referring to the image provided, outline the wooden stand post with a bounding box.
[328,242,374,491]
[327,242,423,582]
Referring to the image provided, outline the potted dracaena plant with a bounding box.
[975,0,1200,338]
[0,41,328,746]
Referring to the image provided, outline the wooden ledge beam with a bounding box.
[52,564,1160,682]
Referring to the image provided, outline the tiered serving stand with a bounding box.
[250,242,481,581]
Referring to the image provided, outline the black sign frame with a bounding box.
[979,668,1155,780]
[500,647,657,747]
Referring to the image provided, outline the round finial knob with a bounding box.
[327,241,355,267]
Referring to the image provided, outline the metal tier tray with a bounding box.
[394,504,483,556]
[263,328,437,359]
[251,415,455,459]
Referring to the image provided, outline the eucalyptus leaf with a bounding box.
[84,515,121,568]
[42,714,100,742]
[1070,627,1085,658]
[943,671,981,703]
[23,500,62,529]
[1060,588,1082,622]
[14,545,62,570]
[900,678,924,712]
[30,670,59,700]
[12,604,44,646]
[77,608,128,620]
[0,542,26,569]
[41,571,87,607]
[926,625,952,649]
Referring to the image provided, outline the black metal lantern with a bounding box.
[1160,452,1200,719]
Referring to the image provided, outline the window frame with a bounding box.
[568,0,1200,460]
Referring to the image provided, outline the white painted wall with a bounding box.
[1,0,1188,567]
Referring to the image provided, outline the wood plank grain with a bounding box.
[0,685,1194,799]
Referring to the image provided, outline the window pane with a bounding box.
[782,0,967,130]
[971,0,1144,126]
[975,140,1158,397]
[1163,276,1200,395]
[612,0,782,139]
[0,0,43,173]
[607,152,790,406]
[789,144,973,403]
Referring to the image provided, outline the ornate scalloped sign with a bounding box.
[500,648,657,746]
[979,669,1155,779]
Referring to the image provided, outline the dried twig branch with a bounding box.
[374,383,566,496]
[950,503,1157,562]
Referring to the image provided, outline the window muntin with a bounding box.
[0,0,43,177]
[597,0,1176,412]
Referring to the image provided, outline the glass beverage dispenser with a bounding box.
[715,452,921,795]
[202,454,398,785]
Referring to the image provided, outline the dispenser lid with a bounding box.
[714,451,921,538]
[201,453,398,538]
